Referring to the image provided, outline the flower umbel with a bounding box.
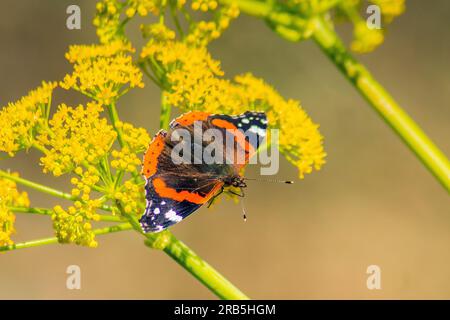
[0,174,29,246]
[60,41,144,105]
[0,81,57,156]
[37,102,117,176]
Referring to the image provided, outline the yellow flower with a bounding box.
[93,0,123,44]
[111,146,142,173]
[350,21,384,53]
[52,200,101,248]
[126,0,161,17]
[191,0,218,12]
[113,179,145,217]
[60,42,144,105]
[234,74,326,178]
[186,4,239,47]
[0,174,30,246]
[141,40,326,177]
[371,0,405,23]
[121,122,151,152]
[0,81,57,156]
[64,40,134,62]
[37,102,117,176]
[70,166,101,201]
[140,23,176,41]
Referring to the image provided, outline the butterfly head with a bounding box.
[223,175,247,188]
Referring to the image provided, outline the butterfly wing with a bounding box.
[208,111,268,168]
[141,176,222,233]
[140,118,225,233]
[140,111,268,233]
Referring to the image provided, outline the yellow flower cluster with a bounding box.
[94,0,172,43]
[141,40,326,177]
[141,23,176,42]
[110,122,150,173]
[0,174,29,246]
[114,179,144,216]
[350,21,384,54]
[52,201,101,248]
[70,166,101,201]
[141,40,223,103]
[186,4,239,46]
[120,122,151,152]
[339,0,405,53]
[371,0,405,23]
[111,147,142,173]
[125,0,161,17]
[191,0,218,12]
[60,42,144,105]
[0,81,57,156]
[64,40,134,62]
[235,74,326,177]
[94,0,123,44]
[38,102,117,176]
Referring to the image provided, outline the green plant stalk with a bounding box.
[108,102,126,147]
[0,170,113,212]
[160,91,172,130]
[161,233,250,300]
[0,223,133,252]
[8,206,123,222]
[117,203,249,300]
[0,170,76,201]
[311,16,450,191]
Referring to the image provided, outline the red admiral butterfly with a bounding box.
[140,111,268,233]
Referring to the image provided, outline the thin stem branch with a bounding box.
[8,206,123,222]
[160,91,172,130]
[107,102,126,147]
[0,170,113,212]
[0,170,74,201]
[0,223,133,252]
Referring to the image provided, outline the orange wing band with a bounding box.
[153,178,223,204]
[142,133,165,178]
[211,118,256,162]
[173,111,211,126]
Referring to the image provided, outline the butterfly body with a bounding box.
[140,111,267,233]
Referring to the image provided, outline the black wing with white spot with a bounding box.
[210,111,268,150]
[140,179,204,233]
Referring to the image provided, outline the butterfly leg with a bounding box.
[227,188,245,197]
[207,186,225,208]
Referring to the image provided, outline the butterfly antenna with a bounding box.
[244,177,294,184]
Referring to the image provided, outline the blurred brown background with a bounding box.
[0,0,449,299]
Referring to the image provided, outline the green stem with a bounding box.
[0,170,113,212]
[108,102,126,147]
[8,206,123,222]
[160,91,172,130]
[311,16,450,192]
[161,233,250,300]
[0,170,75,201]
[0,223,132,252]
[117,202,249,300]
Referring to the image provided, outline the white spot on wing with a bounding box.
[165,209,182,222]
[249,125,266,137]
